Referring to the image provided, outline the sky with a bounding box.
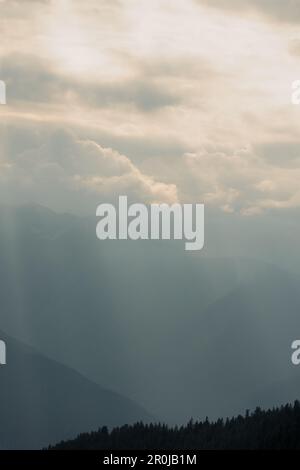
[1,0,300,215]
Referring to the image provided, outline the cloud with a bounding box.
[255,142,300,168]
[1,53,180,111]
[0,126,178,213]
[2,120,300,216]
[195,0,300,23]
[0,0,50,19]
[1,1,300,216]
[175,143,300,214]
[1,54,63,104]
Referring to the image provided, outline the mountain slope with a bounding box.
[0,330,151,449]
[184,266,300,419]
[1,205,300,423]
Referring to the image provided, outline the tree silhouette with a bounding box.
[50,400,300,450]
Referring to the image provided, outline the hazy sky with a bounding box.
[1,0,300,214]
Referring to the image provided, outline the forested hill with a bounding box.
[50,401,300,450]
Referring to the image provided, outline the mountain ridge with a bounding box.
[0,329,152,449]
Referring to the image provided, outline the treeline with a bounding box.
[50,401,300,450]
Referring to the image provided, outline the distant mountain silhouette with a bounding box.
[1,205,300,423]
[50,401,300,450]
[0,330,151,449]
